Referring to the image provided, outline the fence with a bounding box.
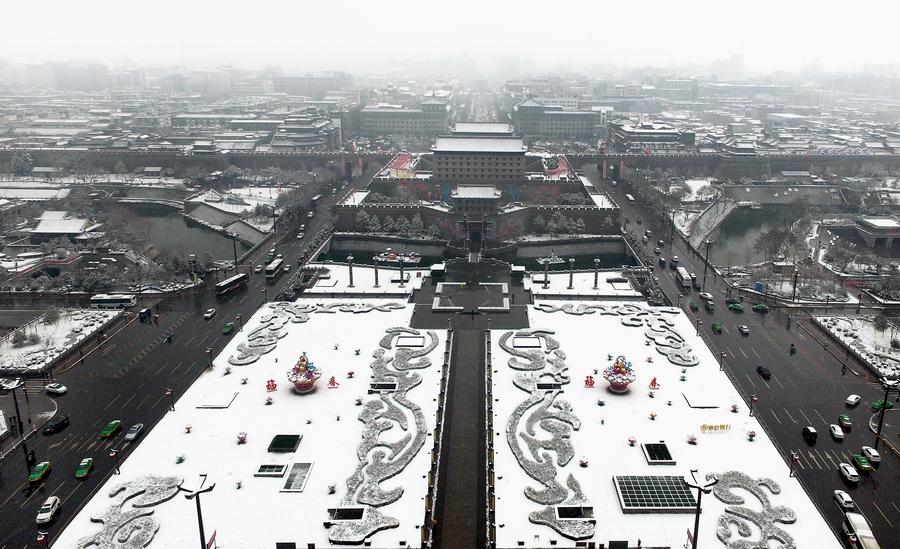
[421,322,453,547]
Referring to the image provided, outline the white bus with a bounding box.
[215,272,249,296]
[675,266,691,288]
[625,194,635,202]
[265,258,284,279]
[90,294,137,309]
[842,512,880,549]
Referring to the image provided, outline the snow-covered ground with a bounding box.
[491,302,840,548]
[0,309,119,374]
[814,315,900,379]
[683,178,714,202]
[673,208,702,237]
[525,270,642,299]
[54,297,444,548]
[188,186,286,232]
[303,263,429,296]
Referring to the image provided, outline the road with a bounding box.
[0,176,359,549]
[593,168,900,547]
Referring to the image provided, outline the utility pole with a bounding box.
[873,378,899,449]
[686,470,718,549]
[701,239,713,290]
[792,269,799,302]
[5,379,31,470]
[178,476,216,549]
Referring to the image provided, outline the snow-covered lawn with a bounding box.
[54,297,445,549]
[0,309,119,374]
[525,270,642,299]
[814,315,900,379]
[491,302,840,548]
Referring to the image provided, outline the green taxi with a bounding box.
[75,457,94,479]
[728,303,745,313]
[838,414,852,429]
[852,453,872,472]
[711,323,723,334]
[29,461,52,483]
[100,419,122,439]
[222,322,235,335]
[752,303,769,313]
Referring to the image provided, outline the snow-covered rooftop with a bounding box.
[525,270,642,299]
[491,301,841,548]
[53,295,446,549]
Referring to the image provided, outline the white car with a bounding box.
[738,325,750,335]
[839,463,859,483]
[254,264,263,273]
[203,309,216,320]
[861,446,881,464]
[283,264,291,272]
[35,495,60,524]
[653,247,661,254]
[699,292,714,301]
[296,233,304,240]
[833,489,855,510]
[45,383,68,395]
[845,394,861,407]
[124,423,145,442]
[829,424,844,440]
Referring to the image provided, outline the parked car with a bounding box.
[100,419,122,439]
[203,308,216,320]
[838,462,859,483]
[35,495,60,524]
[222,322,235,335]
[871,399,893,411]
[45,383,67,395]
[254,264,263,274]
[861,446,881,464]
[738,325,750,335]
[124,423,145,442]
[838,414,852,429]
[851,453,872,472]
[829,424,844,441]
[802,426,817,444]
[833,489,855,510]
[42,415,70,435]
[699,292,714,301]
[845,394,861,407]
[756,366,771,380]
[29,461,52,483]
[75,457,94,479]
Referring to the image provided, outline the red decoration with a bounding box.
[584,375,595,388]
[328,376,340,388]
[266,379,278,392]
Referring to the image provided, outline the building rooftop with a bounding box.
[452,122,514,135]
[859,217,900,229]
[451,185,502,199]
[432,136,525,154]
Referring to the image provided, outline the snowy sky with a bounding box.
[1,0,898,74]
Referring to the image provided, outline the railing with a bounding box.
[421,321,453,548]
[484,322,496,549]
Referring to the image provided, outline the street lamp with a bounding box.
[206,347,212,368]
[873,378,899,450]
[235,314,243,331]
[719,352,726,371]
[2,378,31,470]
[789,451,800,477]
[178,475,216,549]
[685,469,718,549]
[165,388,175,411]
[373,258,380,288]
[347,255,354,288]
[110,449,120,475]
[567,258,575,289]
[749,394,759,417]
[696,319,703,336]
[701,239,714,290]
[262,287,268,302]
[593,258,600,289]
[36,531,50,546]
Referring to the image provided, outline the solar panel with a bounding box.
[268,434,302,453]
[642,442,675,465]
[614,475,696,513]
[281,462,313,492]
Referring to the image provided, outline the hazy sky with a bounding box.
[2,0,898,74]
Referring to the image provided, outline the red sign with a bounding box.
[207,530,216,549]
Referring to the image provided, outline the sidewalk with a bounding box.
[0,389,57,460]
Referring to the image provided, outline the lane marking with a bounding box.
[135,394,152,409]
[104,395,121,410]
[806,451,822,469]
[155,361,171,376]
[61,482,82,505]
[783,408,798,424]
[813,409,828,426]
[738,347,748,359]
[744,373,757,389]
[119,393,136,409]
[751,348,762,360]
[772,376,785,390]
[870,501,894,528]
[769,409,782,424]
[798,409,813,425]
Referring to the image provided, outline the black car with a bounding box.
[756,366,772,380]
[42,415,70,435]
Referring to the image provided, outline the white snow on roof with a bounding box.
[53,297,445,549]
[525,270,642,299]
[451,185,502,199]
[491,301,841,548]
[860,217,900,229]
[433,136,525,153]
[32,217,89,234]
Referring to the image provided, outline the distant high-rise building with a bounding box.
[272,72,352,99]
[25,64,56,89]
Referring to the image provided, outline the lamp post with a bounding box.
[109,449,120,475]
[373,258,380,288]
[702,239,713,290]
[347,255,354,288]
[262,287,268,302]
[873,378,899,449]
[543,258,550,289]
[719,352,726,371]
[165,388,175,411]
[749,394,759,417]
[593,258,600,289]
[567,258,575,289]
[696,319,703,336]
[789,450,800,477]
[236,314,243,331]
[178,476,216,549]
[206,348,212,369]
[686,469,718,549]
[399,257,406,288]
[230,232,238,269]
[36,531,51,546]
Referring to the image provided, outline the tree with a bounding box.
[382,215,396,233]
[114,161,127,176]
[532,215,547,233]
[874,315,889,339]
[10,151,33,176]
[355,210,371,230]
[366,214,382,233]
[221,165,244,185]
[11,330,28,347]
[395,216,410,236]
[44,307,61,324]
[410,214,424,235]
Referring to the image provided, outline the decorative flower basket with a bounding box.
[603,356,636,393]
[288,353,321,394]
[628,436,637,446]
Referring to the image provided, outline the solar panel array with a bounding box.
[642,442,675,465]
[614,475,696,513]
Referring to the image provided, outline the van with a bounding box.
[138,308,151,322]
[802,426,817,444]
